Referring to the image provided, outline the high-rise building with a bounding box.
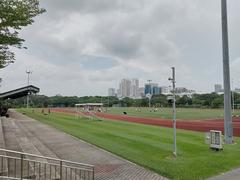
[117,89,121,97]
[144,83,160,95]
[119,79,131,98]
[152,84,160,95]
[144,84,152,95]
[108,88,116,97]
[137,87,145,98]
[214,84,223,93]
[131,79,139,99]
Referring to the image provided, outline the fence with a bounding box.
[0,148,94,180]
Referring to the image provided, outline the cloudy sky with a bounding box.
[0,0,240,96]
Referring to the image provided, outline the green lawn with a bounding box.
[18,108,240,180]
[105,107,240,120]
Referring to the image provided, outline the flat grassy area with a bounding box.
[105,107,240,120]
[18,108,240,180]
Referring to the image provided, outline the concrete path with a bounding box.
[208,168,240,180]
[2,110,167,180]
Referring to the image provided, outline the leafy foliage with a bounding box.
[6,92,240,109]
[0,0,45,68]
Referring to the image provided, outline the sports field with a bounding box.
[51,107,240,136]
[105,107,240,120]
[18,108,240,180]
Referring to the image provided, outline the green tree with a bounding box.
[0,0,45,68]
[176,95,192,106]
[212,97,223,108]
[151,94,168,107]
[122,97,134,107]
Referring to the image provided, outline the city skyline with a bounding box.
[108,78,197,99]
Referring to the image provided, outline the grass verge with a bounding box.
[105,107,240,120]
[18,108,240,180]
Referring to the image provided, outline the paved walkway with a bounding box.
[2,110,167,180]
[208,168,240,180]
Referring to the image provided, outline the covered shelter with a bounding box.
[0,85,40,100]
[75,103,103,119]
[75,103,103,111]
[0,85,40,116]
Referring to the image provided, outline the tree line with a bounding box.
[4,92,240,109]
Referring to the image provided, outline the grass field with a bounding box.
[105,107,240,120]
[18,108,240,180]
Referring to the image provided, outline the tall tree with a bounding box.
[0,0,45,68]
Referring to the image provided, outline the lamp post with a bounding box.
[147,80,152,108]
[169,67,177,156]
[26,70,32,108]
[221,0,233,144]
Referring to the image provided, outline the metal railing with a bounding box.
[0,148,94,180]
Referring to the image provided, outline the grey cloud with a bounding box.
[142,35,180,61]
[1,0,240,96]
[34,0,183,64]
[80,55,119,70]
[41,0,120,15]
[100,32,142,59]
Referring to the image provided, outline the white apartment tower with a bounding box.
[137,87,145,98]
[131,79,139,99]
[119,79,131,98]
[108,88,116,96]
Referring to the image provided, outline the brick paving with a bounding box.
[1,110,167,180]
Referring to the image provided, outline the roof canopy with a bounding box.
[0,85,40,100]
[75,103,103,107]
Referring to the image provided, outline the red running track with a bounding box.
[51,108,240,137]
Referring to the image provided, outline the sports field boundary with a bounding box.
[51,108,240,137]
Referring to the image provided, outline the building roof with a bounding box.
[0,85,40,100]
[75,103,103,106]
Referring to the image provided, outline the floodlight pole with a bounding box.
[169,67,177,156]
[26,70,32,109]
[221,0,233,144]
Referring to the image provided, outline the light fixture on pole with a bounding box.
[221,0,233,144]
[169,67,177,157]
